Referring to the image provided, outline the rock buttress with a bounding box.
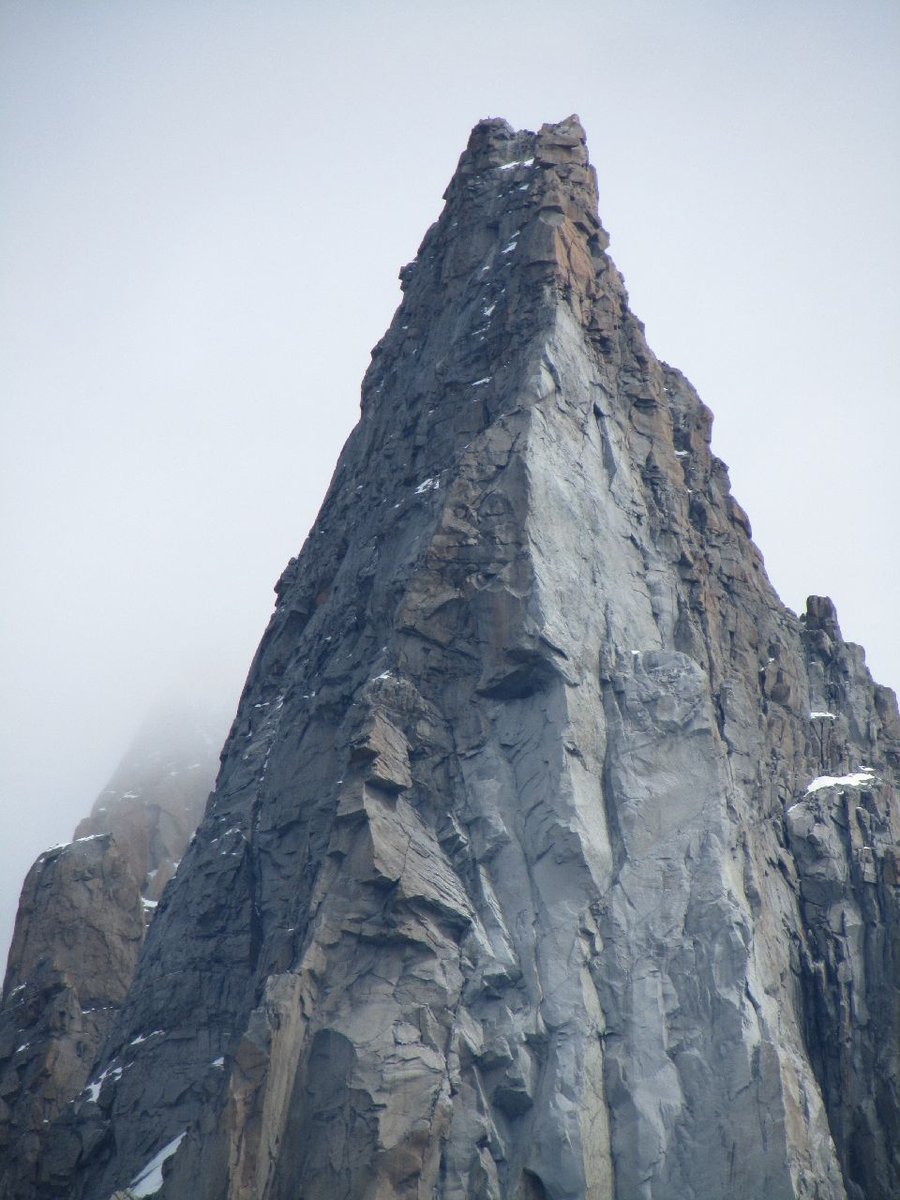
[0,836,143,1198]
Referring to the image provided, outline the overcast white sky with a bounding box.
[2,0,898,962]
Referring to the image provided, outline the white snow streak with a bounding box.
[129,1030,164,1046]
[83,1062,124,1104]
[805,769,875,795]
[129,1132,187,1197]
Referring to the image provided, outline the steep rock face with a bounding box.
[0,836,144,1198]
[0,705,221,1198]
[32,118,899,1200]
[791,599,900,1198]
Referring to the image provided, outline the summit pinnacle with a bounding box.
[8,117,898,1200]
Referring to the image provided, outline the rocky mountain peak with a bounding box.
[3,117,898,1200]
[0,704,222,1198]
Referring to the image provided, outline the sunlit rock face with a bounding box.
[17,117,899,1200]
[0,705,221,1198]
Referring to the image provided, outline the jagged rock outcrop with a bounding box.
[790,599,900,1196]
[0,836,143,1196]
[0,705,222,1198]
[16,117,899,1200]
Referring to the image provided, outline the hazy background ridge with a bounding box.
[2,0,898,962]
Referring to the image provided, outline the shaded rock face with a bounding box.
[0,705,221,1198]
[23,117,899,1199]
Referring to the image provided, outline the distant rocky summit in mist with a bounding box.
[0,705,223,1194]
[1,116,897,1199]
